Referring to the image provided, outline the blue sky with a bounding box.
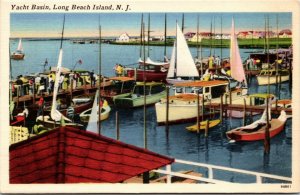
[10,12,292,38]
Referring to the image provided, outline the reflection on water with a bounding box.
[10,39,292,181]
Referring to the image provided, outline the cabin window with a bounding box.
[176,88,183,94]
[211,85,227,99]
[151,85,165,94]
[205,87,209,93]
[254,97,265,105]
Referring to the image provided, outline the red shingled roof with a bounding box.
[10,127,174,183]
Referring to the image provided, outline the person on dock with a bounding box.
[208,56,214,69]
[90,70,95,87]
[215,56,221,67]
[15,76,24,96]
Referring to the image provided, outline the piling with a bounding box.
[264,97,270,154]
[201,93,204,121]
[116,111,120,140]
[220,95,223,122]
[243,98,247,126]
[143,171,150,184]
[205,120,209,137]
[134,68,137,81]
[197,89,200,133]
[165,86,169,132]
[249,97,253,123]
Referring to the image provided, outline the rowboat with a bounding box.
[114,82,166,108]
[79,99,111,123]
[226,110,287,142]
[186,119,221,132]
[256,69,289,85]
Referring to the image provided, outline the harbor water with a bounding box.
[10,39,292,182]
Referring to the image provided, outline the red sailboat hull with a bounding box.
[127,69,167,82]
[226,119,286,141]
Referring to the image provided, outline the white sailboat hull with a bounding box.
[257,75,289,85]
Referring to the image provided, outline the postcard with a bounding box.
[0,0,299,193]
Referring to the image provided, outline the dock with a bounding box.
[206,103,292,115]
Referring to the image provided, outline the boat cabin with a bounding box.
[133,82,165,96]
[249,93,276,106]
[259,69,289,76]
[174,80,229,100]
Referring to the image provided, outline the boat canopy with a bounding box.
[174,80,228,88]
[139,57,169,66]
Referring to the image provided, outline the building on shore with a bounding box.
[116,33,130,42]
[279,29,292,38]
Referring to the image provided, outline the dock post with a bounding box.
[165,86,169,133]
[201,93,205,121]
[243,98,247,126]
[143,171,150,184]
[249,97,253,123]
[264,97,270,154]
[70,77,73,100]
[116,111,120,140]
[197,89,200,133]
[220,95,223,122]
[205,120,209,137]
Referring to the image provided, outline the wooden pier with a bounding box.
[206,103,292,115]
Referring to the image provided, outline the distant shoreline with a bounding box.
[10,37,292,49]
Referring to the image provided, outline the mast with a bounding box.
[220,15,223,63]
[174,20,178,78]
[98,15,102,135]
[210,18,212,56]
[142,21,147,149]
[267,14,270,94]
[197,14,200,61]
[140,14,144,59]
[264,15,267,53]
[164,13,167,59]
[276,14,279,77]
[213,16,215,56]
[147,13,150,58]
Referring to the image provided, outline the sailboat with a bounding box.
[166,23,199,84]
[11,38,25,60]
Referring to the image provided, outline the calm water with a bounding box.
[10,39,292,182]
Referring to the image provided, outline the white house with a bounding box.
[116,33,130,42]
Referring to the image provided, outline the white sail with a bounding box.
[230,18,247,85]
[167,24,199,78]
[86,90,99,133]
[50,49,65,122]
[167,42,176,78]
[17,38,23,52]
[176,24,199,77]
